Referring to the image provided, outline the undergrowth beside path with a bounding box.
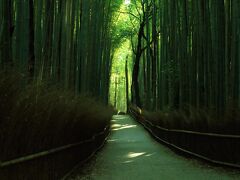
[0,71,114,162]
[139,106,240,135]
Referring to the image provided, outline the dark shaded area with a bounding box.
[0,128,109,180]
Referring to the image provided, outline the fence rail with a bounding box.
[61,127,110,180]
[0,125,109,168]
[145,117,240,138]
[129,107,240,169]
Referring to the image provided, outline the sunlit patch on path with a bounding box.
[68,115,240,180]
[111,123,137,131]
[127,152,146,158]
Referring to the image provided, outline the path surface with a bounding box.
[68,115,240,180]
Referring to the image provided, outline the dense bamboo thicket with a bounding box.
[129,0,240,116]
[0,0,114,103]
[0,0,116,173]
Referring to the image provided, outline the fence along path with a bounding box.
[67,115,240,180]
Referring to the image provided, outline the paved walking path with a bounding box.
[68,115,240,180]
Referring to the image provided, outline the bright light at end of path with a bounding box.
[124,0,131,5]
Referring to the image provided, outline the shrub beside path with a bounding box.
[68,115,240,180]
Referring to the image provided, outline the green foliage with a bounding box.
[109,0,137,111]
[109,40,132,112]
[111,1,137,50]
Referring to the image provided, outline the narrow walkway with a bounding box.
[68,115,240,180]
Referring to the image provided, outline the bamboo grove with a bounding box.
[0,0,114,104]
[1,0,240,113]
[129,0,240,115]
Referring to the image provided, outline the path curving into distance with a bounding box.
[67,115,240,180]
